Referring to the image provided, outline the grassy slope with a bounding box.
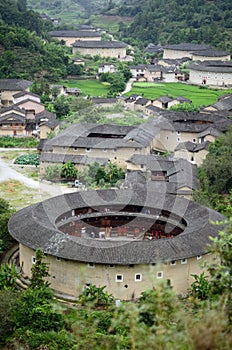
[125,82,232,107]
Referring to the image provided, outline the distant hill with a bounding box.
[111,0,232,51]
[27,0,119,23]
[27,0,232,51]
[0,0,71,81]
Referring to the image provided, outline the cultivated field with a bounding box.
[125,82,232,107]
[61,79,110,97]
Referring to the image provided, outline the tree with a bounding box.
[200,130,232,194]
[53,95,70,118]
[0,198,15,252]
[44,164,62,181]
[61,161,78,180]
[78,283,114,307]
[0,290,18,344]
[30,248,50,289]
[0,263,19,291]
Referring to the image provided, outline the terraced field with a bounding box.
[126,82,232,107]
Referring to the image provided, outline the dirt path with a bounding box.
[0,151,76,205]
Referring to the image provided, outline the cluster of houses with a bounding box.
[48,29,130,60]
[4,36,232,300]
[0,79,60,140]
[48,28,232,86]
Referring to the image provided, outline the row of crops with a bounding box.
[14,153,40,166]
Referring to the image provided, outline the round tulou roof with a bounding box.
[8,189,225,265]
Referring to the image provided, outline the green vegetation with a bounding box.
[78,284,114,307]
[44,161,125,188]
[0,263,19,290]
[61,161,78,180]
[28,0,107,23]
[193,129,232,217]
[0,136,38,148]
[0,198,15,252]
[0,200,232,349]
[60,79,111,97]
[15,153,40,166]
[126,82,232,108]
[116,0,232,50]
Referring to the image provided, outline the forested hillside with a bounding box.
[112,0,232,50]
[28,0,116,20]
[0,0,73,81]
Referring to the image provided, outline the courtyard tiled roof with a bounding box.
[8,188,225,264]
[72,40,128,48]
[188,61,232,73]
[48,30,100,38]
[192,49,230,57]
[163,43,210,51]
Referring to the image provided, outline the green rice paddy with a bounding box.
[61,79,110,97]
[125,82,232,107]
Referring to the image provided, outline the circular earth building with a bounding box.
[8,188,224,300]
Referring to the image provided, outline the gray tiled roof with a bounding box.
[0,105,26,115]
[192,50,230,57]
[13,91,40,99]
[91,98,118,104]
[163,43,210,51]
[0,79,32,91]
[45,123,137,149]
[40,153,107,166]
[134,98,149,105]
[72,40,128,48]
[188,61,232,73]
[0,114,25,124]
[207,96,232,111]
[126,155,199,190]
[48,30,100,38]
[8,188,225,264]
[175,141,211,152]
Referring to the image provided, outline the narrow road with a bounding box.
[0,153,76,198]
[121,78,136,95]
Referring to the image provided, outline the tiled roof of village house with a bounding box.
[145,109,232,133]
[40,153,108,166]
[48,30,101,38]
[8,188,225,264]
[91,98,118,104]
[0,79,32,91]
[0,114,26,124]
[156,96,173,103]
[36,110,57,120]
[188,61,232,73]
[126,155,199,190]
[175,141,211,152]
[13,91,40,99]
[134,98,150,105]
[40,118,60,129]
[163,43,210,51]
[159,58,191,65]
[44,123,136,148]
[198,127,221,138]
[147,65,177,73]
[192,49,230,57]
[0,105,26,116]
[72,40,128,48]
[14,99,44,107]
[174,96,192,103]
[206,96,232,111]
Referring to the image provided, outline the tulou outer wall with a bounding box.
[19,244,214,300]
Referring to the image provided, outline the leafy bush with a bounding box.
[0,137,38,148]
[15,153,40,166]
[78,284,114,307]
